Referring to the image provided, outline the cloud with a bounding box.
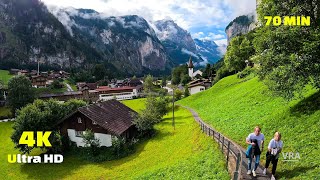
[214,39,228,55]
[192,32,204,39]
[181,48,198,58]
[42,0,256,31]
[193,32,226,41]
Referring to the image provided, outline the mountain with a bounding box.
[50,8,170,75]
[194,39,223,64]
[225,14,257,44]
[153,20,199,65]
[0,0,170,76]
[154,20,223,65]
[0,0,109,72]
[0,0,222,76]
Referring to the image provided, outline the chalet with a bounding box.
[96,86,138,101]
[127,79,142,87]
[77,83,97,91]
[18,70,29,76]
[31,75,47,88]
[188,79,211,95]
[9,69,20,75]
[56,100,138,147]
[39,88,99,102]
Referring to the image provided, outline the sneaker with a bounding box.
[263,168,267,175]
[271,175,276,180]
[247,170,251,175]
[252,170,256,177]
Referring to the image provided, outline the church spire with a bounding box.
[188,56,194,68]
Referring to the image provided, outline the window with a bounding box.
[75,131,83,137]
[77,117,82,123]
[200,88,205,91]
[92,121,97,125]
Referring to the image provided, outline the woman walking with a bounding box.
[263,131,283,180]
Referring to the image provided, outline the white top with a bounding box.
[268,139,283,149]
[246,133,265,148]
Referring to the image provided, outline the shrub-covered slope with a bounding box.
[178,75,320,179]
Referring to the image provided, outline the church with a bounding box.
[188,57,203,79]
[186,57,211,95]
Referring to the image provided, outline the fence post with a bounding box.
[212,130,215,140]
[233,152,241,180]
[222,136,224,151]
[226,141,230,169]
[218,133,221,145]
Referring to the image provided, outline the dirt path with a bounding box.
[182,106,271,180]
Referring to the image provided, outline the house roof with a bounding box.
[58,100,137,136]
[188,82,206,88]
[79,83,97,90]
[96,86,135,92]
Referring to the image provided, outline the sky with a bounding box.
[42,0,256,47]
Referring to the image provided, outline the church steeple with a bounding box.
[188,56,194,78]
[188,56,194,68]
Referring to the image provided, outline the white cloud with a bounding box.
[214,39,227,47]
[181,48,198,58]
[192,32,204,39]
[214,39,228,55]
[193,32,226,41]
[42,0,256,31]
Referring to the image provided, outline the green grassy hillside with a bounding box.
[0,70,13,85]
[178,75,320,179]
[0,99,229,179]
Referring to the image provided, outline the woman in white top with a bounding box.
[263,132,283,180]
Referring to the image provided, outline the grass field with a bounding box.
[0,99,229,179]
[178,75,320,179]
[63,79,77,91]
[0,70,13,85]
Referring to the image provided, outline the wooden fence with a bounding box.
[194,114,242,180]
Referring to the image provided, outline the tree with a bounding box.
[184,86,190,97]
[253,0,320,99]
[161,76,167,87]
[82,129,101,156]
[50,79,63,89]
[202,64,212,79]
[174,89,183,101]
[181,74,191,85]
[224,36,254,73]
[171,65,188,85]
[8,75,35,114]
[92,64,107,81]
[11,99,86,154]
[0,80,4,100]
[133,95,169,133]
[143,75,154,93]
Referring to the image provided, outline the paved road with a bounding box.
[65,83,74,92]
[183,106,271,180]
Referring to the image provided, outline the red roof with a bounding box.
[96,86,135,92]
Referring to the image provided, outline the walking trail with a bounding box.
[183,106,271,180]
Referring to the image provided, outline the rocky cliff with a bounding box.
[225,14,257,44]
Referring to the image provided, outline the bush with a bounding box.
[237,67,256,79]
[82,129,101,156]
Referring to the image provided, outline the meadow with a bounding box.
[178,74,320,179]
[0,99,229,179]
[0,70,13,85]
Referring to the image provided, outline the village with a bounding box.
[1,57,212,106]
[0,57,214,150]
